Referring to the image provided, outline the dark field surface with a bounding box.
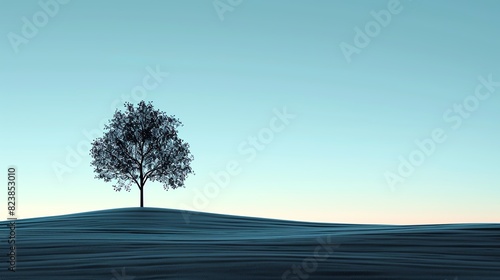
[1,207,499,279]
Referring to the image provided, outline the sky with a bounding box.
[0,0,499,224]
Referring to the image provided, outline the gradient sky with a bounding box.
[1,0,499,224]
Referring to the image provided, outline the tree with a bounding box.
[90,101,194,207]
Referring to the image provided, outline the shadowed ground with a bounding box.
[1,207,499,279]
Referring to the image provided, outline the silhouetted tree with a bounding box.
[90,101,194,207]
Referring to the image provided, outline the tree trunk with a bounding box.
[140,186,144,207]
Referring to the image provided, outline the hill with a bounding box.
[1,207,499,279]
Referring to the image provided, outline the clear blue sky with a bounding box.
[1,0,499,224]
